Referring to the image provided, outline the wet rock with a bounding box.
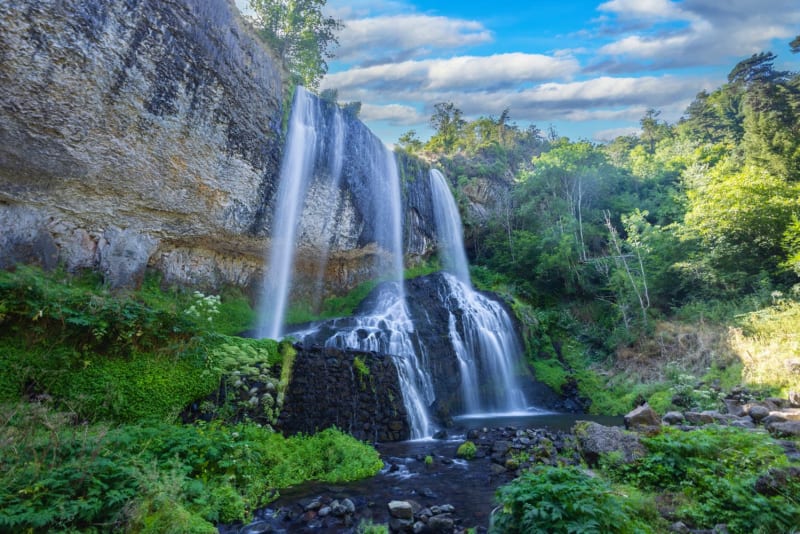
[767,397,789,409]
[427,514,455,533]
[624,403,661,430]
[388,500,414,520]
[573,421,645,466]
[492,441,511,455]
[723,399,745,417]
[433,430,448,440]
[662,411,685,425]
[317,506,331,517]
[390,517,414,533]
[669,521,690,533]
[303,499,322,512]
[330,498,355,516]
[489,463,507,475]
[748,405,771,423]
[762,414,788,426]
[239,521,273,534]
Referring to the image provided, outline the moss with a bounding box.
[457,440,478,459]
[531,359,568,392]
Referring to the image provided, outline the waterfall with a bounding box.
[429,169,471,285]
[259,88,435,439]
[258,89,534,441]
[257,87,343,339]
[428,169,529,414]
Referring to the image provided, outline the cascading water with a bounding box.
[429,169,471,284]
[257,87,343,339]
[259,89,535,441]
[428,169,529,414]
[259,88,435,438]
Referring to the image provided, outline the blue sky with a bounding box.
[240,1,800,145]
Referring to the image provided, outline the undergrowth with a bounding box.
[0,403,382,532]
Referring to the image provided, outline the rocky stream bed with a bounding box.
[218,390,800,534]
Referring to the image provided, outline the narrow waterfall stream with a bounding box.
[428,169,530,415]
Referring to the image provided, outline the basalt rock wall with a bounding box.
[277,345,410,442]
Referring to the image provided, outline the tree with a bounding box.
[639,108,671,153]
[397,130,423,152]
[790,35,800,54]
[248,0,342,90]
[427,102,466,153]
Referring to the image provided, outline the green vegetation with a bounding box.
[402,40,800,416]
[0,405,381,532]
[456,440,477,460]
[491,465,657,533]
[493,426,799,533]
[0,266,382,531]
[246,0,342,90]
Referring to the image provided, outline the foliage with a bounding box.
[491,465,655,533]
[606,426,799,533]
[247,0,342,90]
[456,440,477,460]
[0,403,382,532]
[731,294,800,396]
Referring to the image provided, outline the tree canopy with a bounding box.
[247,0,342,90]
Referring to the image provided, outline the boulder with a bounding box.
[662,411,685,425]
[755,466,800,496]
[766,421,800,438]
[748,404,769,423]
[427,514,455,533]
[684,411,715,425]
[624,403,661,430]
[388,501,414,520]
[573,421,645,466]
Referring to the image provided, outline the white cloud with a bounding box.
[595,0,800,67]
[598,0,689,20]
[323,53,580,92]
[335,14,492,65]
[359,103,427,125]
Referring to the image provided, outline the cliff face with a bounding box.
[0,0,284,289]
[0,0,437,297]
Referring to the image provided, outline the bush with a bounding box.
[607,426,799,532]
[491,465,654,533]
[0,405,382,532]
[457,440,477,460]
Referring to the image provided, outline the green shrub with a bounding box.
[0,404,382,533]
[491,465,654,533]
[457,440,477,460]
[607,426,799,532]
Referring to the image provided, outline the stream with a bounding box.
[220,413,622,534]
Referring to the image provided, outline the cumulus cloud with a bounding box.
[335,14,492,65]
[359,103,427,125]
[598,0,690,20]
[323,53,580,92]
[595,0,800,69]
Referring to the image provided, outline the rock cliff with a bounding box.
[0,0,437,296]
[0,0,284,289]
